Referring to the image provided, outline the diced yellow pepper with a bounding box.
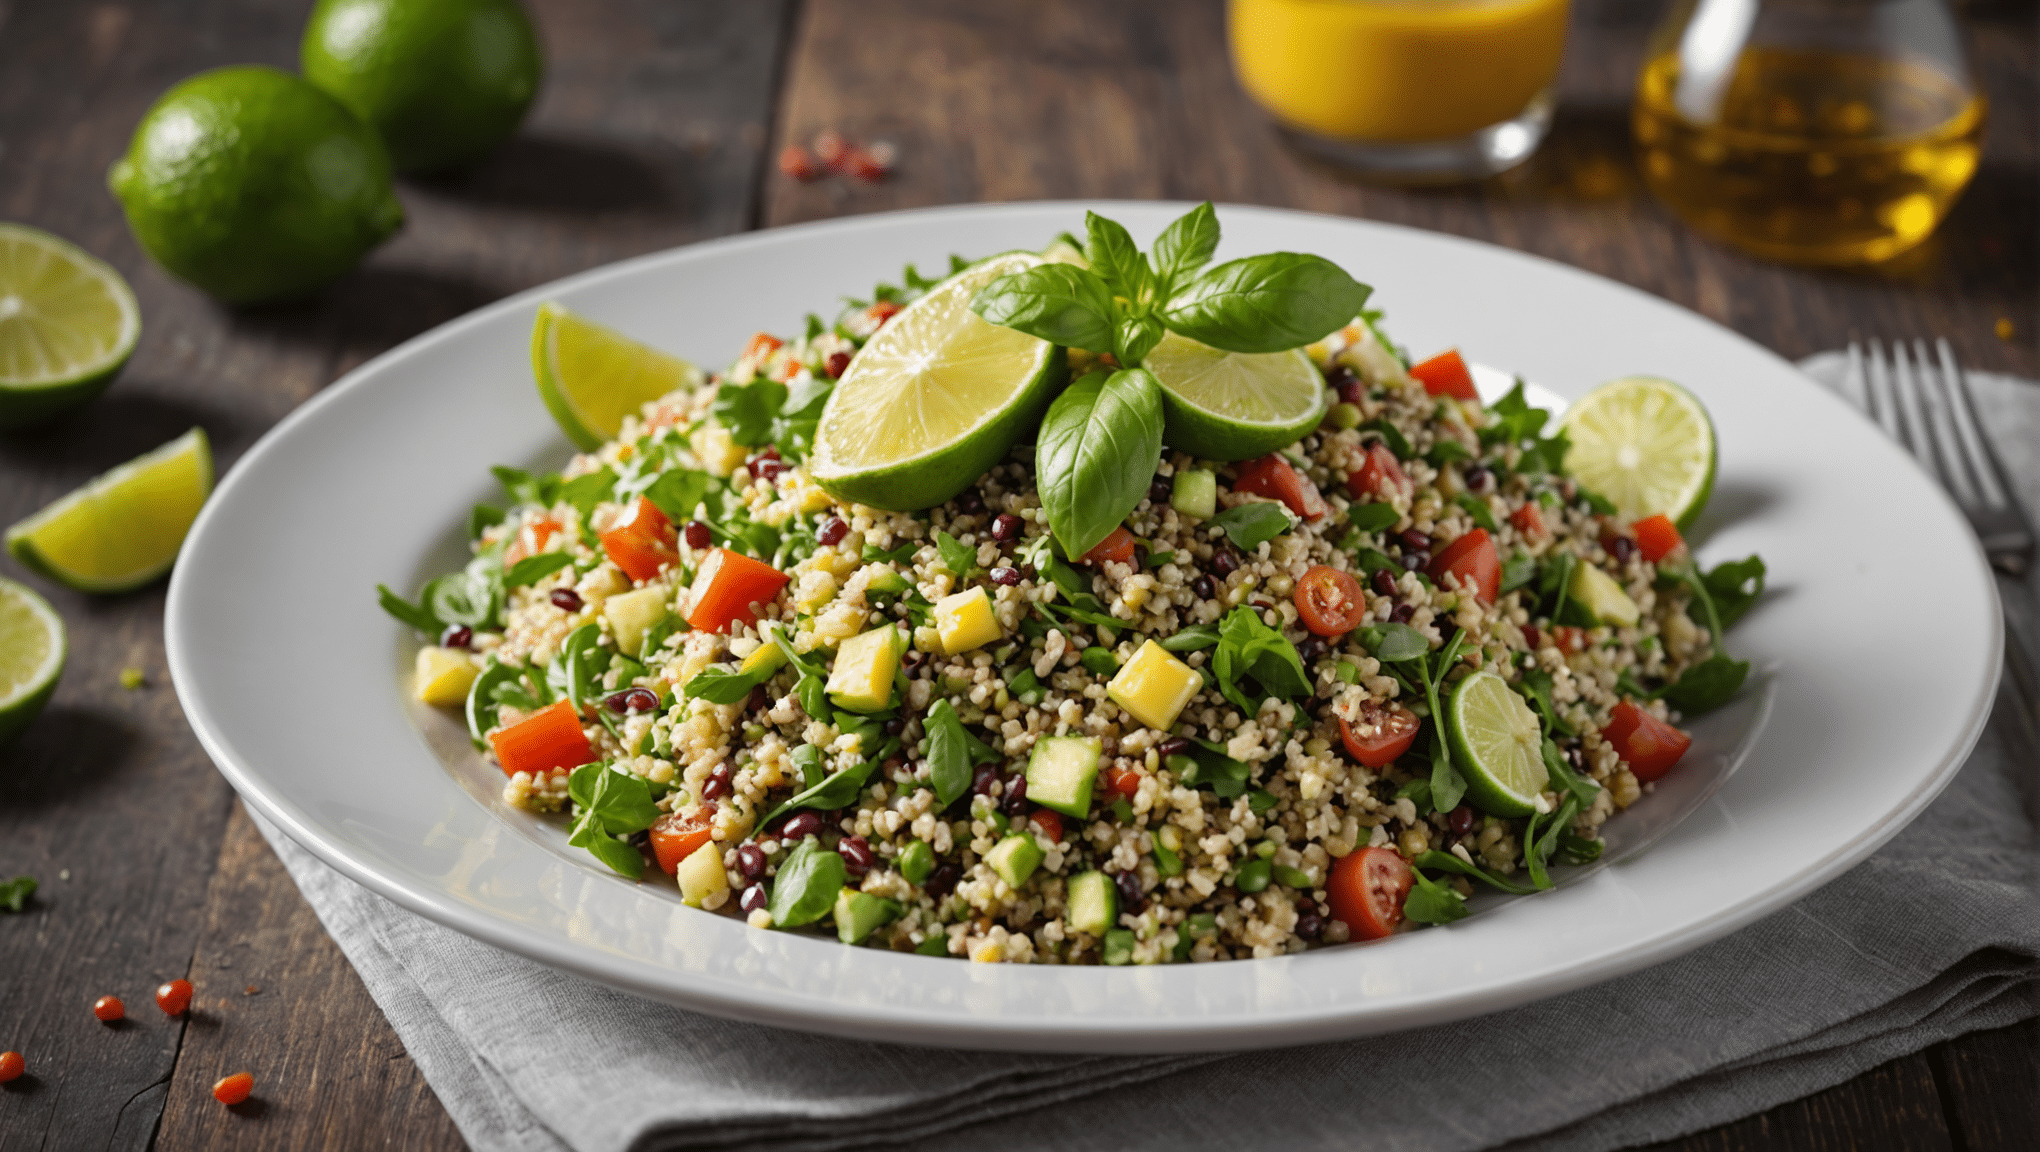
[1106,640,1202,732]
[602,585,669,657]
[825,627,899,712]
[934,585,1002,655]
[413,646,478,707]
[676,840,727,908]
[739,638,788,679]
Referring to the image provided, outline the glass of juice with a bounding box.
[1228,0,1572,183]
[1634,0,1985,266]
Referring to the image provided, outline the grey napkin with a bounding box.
[253,358,2040,1152]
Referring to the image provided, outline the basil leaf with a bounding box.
[1150,201,1220,292]
[767,837,848,928]
[1084,210,1152,303]
[791,743,825,790]
[1206,502,1295,552]
[503,551,574,590]
[795,672,830,722]
[1703,555,1767,629]
[925,698,1000,808]
[1403,869,1470,924]
[579,834,645,878]
[1160,625,1220,652]
[936,531,976,579]
[1160,252,1372,355]
[1360,419,1412,460]
[1036,368,1166,558]
[1348,501,1399,533]
[713,376,787,447]
[1211,606,1308,711]
[0,875,37,913]
[684,666,762,705]
[560,467,617,518]
[1116,313,1164,365]
[1369,622,1431,663]
[376,584,441,634]
[1455,492,1499,533]
[468,503,505,540]
[567,763,662,835]
[1660,652,1749,715]
[1427,725,1467,814]
[969,263,1118,354]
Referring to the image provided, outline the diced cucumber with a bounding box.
[833,888,902,944]
[1025,735,1103,818]
[915,934,950,956]
[603,585,670,658]
[986,832,1044,888]
[1102,927,1136,965]
[1171,470,1216,519]
[1568,562,1641,627]
[866,567,910,595]
[1065,870,1119,936]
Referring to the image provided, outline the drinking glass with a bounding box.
[1634,0,1985,265]
[1229,0,1571,184]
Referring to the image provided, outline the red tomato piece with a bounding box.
[155,979,193,1017]
[1327,846,1414,940]
[488,700,594,777]
[93,996,124,1023]
[1410,349,1479,402]
[601,496,680,583]
[1348,442,1411,503]
[1633,514,1684,563]
[212,1072,254,1106]
[865,300,902,327]
[0,1051,22,1083]
[742,332,783,362]
[649,810,716,875]
[1234,453,1328,521]
[1295,565,1367,637]
[1082,527,1137,567]
[1427,527,1500,604]
[1551,625,1587,654]
[502,517,562,569]
[1601,701,1692,782]
[686,548,791,634]
[1509,502,1547,539]
[1338,702,1422,768]
[1029,809,1065,843]
[1104,765,1143,797]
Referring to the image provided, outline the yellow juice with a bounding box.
[1229,0,1571,143]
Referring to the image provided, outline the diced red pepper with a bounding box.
[1410,349,1479,402]
[601,496,680,583]
[502,517,562,569]
[1082,526,1137,567]
[1348,442,1411,503]
[1427,527,1500,604]
[649,809,716,874]
[489,700,594,777]
[1633,514,1684,564]
[1028,809,1065,843]
[685,548,790,634]
[742,332,783,361]
[1602,700,1692,782]
[1551,625,1587,653]
[1234,453,1328,521]
[1104,766,1143,797]
[1509,502,1547,539]
[864,300,902,328]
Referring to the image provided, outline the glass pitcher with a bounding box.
[1633,0,1985,265]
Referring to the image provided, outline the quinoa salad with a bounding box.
[380,205,1764,965]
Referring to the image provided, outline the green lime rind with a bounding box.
[1559,375,1718,530]
[531,301,702,452]
[4,428,213,593]
[0,576,65,745]
[1144,332,1325,462]
[1445,669,1550,818]
[810,252,1065,511]
[0,224,141,430]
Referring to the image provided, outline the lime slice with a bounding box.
[1143,330,1325,461]
[0,576,65,744]
[0,223,140,429]
[5,428,212,592]
[1446,670,1549,818]
[532,302,703,451]
[1559,375,1716,529]
[810,252,1063,510]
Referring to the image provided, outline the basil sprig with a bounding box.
[1036,368,1165,558]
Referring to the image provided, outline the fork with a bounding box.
[1846,338,2040,725]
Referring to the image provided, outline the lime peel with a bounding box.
[1446,670,1550,818]
[532,302,702,451]
[0,577,65,744]
[0,223,140,429]
[5,428,213,593]
[1144,330,1326,461]
[1560,375,1717,529]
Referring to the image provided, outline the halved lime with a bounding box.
[810,252,1064,510]
[0,576,65,744]
[1560,375,1716,529]
[532,302,703,451]
[1143,330,1325,461]
[1446,670,1549,818]
[5,428,212,593]
[0,223,140,429]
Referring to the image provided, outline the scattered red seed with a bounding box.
[0,1051,23,1083]
[813,129,849,169]
[93,996,124,1023]
[155,979,193,1016]
[777,144,818,182]
[212,1071,254,1105]
[244,985,260,996]
[845,147,889,183]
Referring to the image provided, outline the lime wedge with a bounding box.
[1446,670,1549,818]
[0,223,140,429]
[1559,375,1716,529]
[532,302,703,451]
[1143,330,1325,461]
[0,576,65,744]
[5,428,212,592]
[810,252,1063,510]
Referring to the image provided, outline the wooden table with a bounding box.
[2,1,2033,1148]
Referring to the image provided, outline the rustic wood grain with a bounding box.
[1636,1054,1957,1152]
[1926,1016,2040,1152]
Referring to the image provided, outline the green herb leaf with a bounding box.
[1211,606,1310,711]
[925,698,1000,808]
[1165,742,1251,798]
[557,624,607,717]
[1428,440,1473,467]
[936,531,977,580]
[1149,201,1220,293]
[492,465,560,508]
[767,837,848,928]
[1428,724,1467,814]
[424,572,496,628]
[1036,368,1166,558]
[1084,210,1152,304]
[1160,625,1220,652]
[503,551,574,590]
[713,375,788,447]
[1413,850,1537,895]
[1160,253,1372,355]
[643,468,719,525]
[560,468,617,518]
[683,665,763,705]
[1703,555,1767,629]
[1403,869,1470,924]
[1348,501,1399,533]
[376,584,441,635]
[1368,622,1431,663]
[1516,670,1575,737]
[1359,419,1412,461]
[468,503,505,540]
[1660,652,1750,715]
[969,263,1119,354]
[0,875,36,912]
[1455,492,1499,533]
[567,763,663,835]
[1500,552,1537,594]
[1116,312,1165,365]
[1206,501,1296,552]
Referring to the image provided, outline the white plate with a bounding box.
[166,203,1998,1052]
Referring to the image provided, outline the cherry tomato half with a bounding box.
[1509,502,1546,539]
[1338,702,1421,768]
[649,809,716,875]
[1410,349,1479,402]
[1327,846,1414,940]
[1348,442,1410,503]
[1234,453,1328,521]
[1082,526,1137,567]
[1295,565,1367,637]
[1601,701,1692,782]
[1428,527,1500,604]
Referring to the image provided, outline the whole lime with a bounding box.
[301,0,543,174]
[108,66,403,306]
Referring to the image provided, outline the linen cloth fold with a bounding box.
[255,357,2040,1152]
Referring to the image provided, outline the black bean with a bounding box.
[990,566,1022,586]
[745,685,770,713]
[838,836,874,878]
[1297,636,1329,666]
[1370,568,1398,597]
[1113,869,1147,914]
[1192,575,1216,600]
[954,489,985,515]
[1294,896,1318,917]
[781,811,824,840]
[1390,603,1416,624]
[1609,536,1636,563]
[1149,478,1173,505]
[1157,736,1190,758]
[550,588,584,612]
[1211,549,1240,577]
[735,844,767,881]
[1400,551,1427,571]
[1399,528,1432,551]
[816,517,849,546]
[1296,913,1324,941]
[926,862,962,896]
[883,716,905,736]
[1463,464,1490,491]
[738,884,769,913]
[626,829,650,849]
[990,513,1023,542]
[972,765,1000,796]
[1447,805,1477,836]
[1000,775,1029,816]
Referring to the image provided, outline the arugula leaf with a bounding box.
[465,658,519,745]
[1516,670,1574,737]
[936,531,977,580]
[1540,737,1597,807]
[1160,625,1220,652]
[925,698,1001,808]
[557,624,607,717]
[790,743,826,790]
[1557,830,1605,865]
[1403,868,1470,924]
[767,837,848,929]
[1428,723,1467,814]
[560,468,617,518]
[1413,850,1538,895]
[1160,252,1371,355]
[1164,741,1250,798]
[1703,555,1767,629]
[643,468,718,526]
[1397,776,1434,814]
[1660,652,1750,715]
[1481,381,1551,447]
[492,465,561,509]
[862,540,918,565]
[684,665,763,705]
[1211,606,1310,711]
[713,375,787,447]
[0,875,36,912]
[1455,492,1499,533]
[503,551,574,590]
[1359,419,1412,461]
[1084,210,1152,304]
[1035,368,1166,558]
[1348,501,1399,533]
[377,584,441,634]
[1149,201,1220,293]
[1428,440,1473,467]
[468,503,505,540]
[1367,622,1431,662]
[969,263,1119,354]
[1206,502,1296,552]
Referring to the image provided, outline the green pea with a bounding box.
[899,840,935,884]
[1253,840,1277,859]
[1274,865,1312,889]
[1234,858,1272,893]
[1328,402,1363,430]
